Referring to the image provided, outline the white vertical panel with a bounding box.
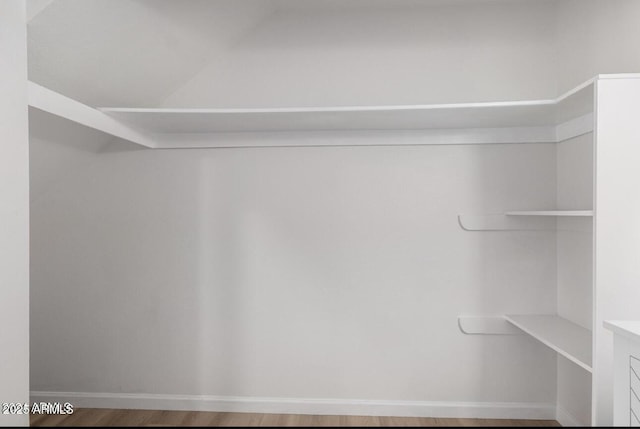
[594,76,640,426]
[0,0,29,427]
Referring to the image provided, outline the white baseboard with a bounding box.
[30,391,555,421]
[556,406,585,427]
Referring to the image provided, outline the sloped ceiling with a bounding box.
[27,0,275,107]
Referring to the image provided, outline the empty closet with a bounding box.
[21,1,640,428]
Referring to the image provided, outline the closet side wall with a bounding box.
[555,133,594,426]
[556,0,640,94]
[0,0,29,427]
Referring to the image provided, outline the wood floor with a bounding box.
[30,409,561,427]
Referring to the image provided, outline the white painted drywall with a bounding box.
[556,133,593,331]
[27,0,275,106]
[593,77,640,426]
[27,0,54,22]
[162,0,558,107]
[0,0,29,427]
[556,0,640,94]
[556,356,592,426]
[555,133,594,426]
[30,113,558,412]
[27,0,640,109]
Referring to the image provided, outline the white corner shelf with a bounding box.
[505,210,593,217]
[505,314,592,372]
[27,76,599,149]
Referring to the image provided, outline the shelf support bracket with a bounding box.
[458,316,523,335]
[458,214,555,231]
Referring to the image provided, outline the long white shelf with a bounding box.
[505,210,593,217]
[99,75,595,135]
[505,314,592,372]
[27,76,603,149]
[100,101,567,134]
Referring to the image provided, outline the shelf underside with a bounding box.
[505,314,592,372]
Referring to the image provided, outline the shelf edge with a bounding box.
[505,210,594,217]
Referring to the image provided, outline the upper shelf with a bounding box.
[100,78,594,135]
[100,100,582,134]
[27,76,610,149]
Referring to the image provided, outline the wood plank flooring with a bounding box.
[30,409,561,427]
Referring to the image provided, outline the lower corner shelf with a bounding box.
[505,314,593,372]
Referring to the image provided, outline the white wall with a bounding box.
[163,0,640,108]
[556,133,593,331]
[26,0,640,109]
[0,0,29,427]
[162,0,558,107]
[555,133,594,426]
[27,0,274,106]
[556,0,640,94]
[30,112,559,414]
